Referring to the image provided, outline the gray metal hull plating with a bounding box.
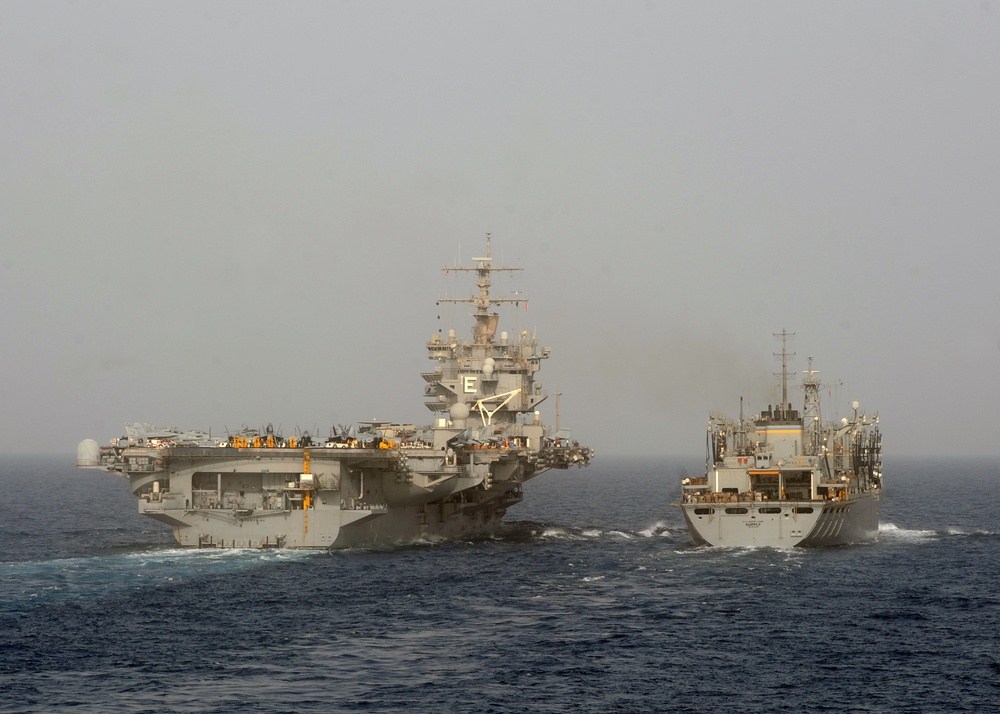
[680,490,882,548]
[125,444,577,549]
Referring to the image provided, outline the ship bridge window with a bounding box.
[749,473,779,501]
[784,471,812,487]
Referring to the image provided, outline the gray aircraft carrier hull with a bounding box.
[116,442,584,549]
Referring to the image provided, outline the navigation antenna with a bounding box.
[773,329,795,418]
[438,233,524,344]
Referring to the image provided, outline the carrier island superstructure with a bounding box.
[676,332,883,547]
[77,236,594,549]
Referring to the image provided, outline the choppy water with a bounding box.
[2,455,999,712]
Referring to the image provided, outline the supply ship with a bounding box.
[676,331,882,547]
[76,235,594,549]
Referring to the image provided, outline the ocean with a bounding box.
[1,455,998,713]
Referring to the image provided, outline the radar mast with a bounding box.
[774,329,796,418]
[437,233,523,344]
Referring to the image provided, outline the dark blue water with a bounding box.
[2,455,999,713]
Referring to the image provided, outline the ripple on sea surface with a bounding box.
[3,456,1000,712]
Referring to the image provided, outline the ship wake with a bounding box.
[0,547,315,614]
[495,520,681,543]
[880,522,999,541]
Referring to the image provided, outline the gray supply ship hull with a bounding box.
[676,332,883,548]
[679,474,882,548]
[77,236,594,549]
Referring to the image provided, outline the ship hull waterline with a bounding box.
[679,490,882,548]
[118,444,583,550]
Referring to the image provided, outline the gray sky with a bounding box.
[2,1,998,458]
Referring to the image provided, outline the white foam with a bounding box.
[607,530,634,539]
[637,521,671,538]
[540,527,575,539]
[878,522,937,540]
[943,526,996,537]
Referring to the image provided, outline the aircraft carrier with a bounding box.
[77,235,594,549]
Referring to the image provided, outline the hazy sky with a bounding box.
[2,1,998,458]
